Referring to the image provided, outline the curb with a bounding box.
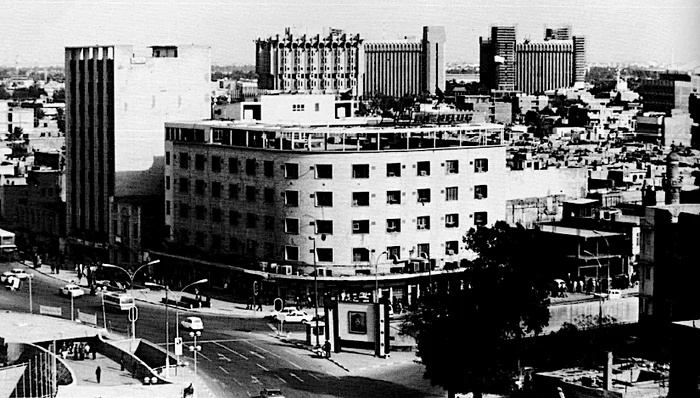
[270,333,351,372]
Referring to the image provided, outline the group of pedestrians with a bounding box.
[60,342,96,361]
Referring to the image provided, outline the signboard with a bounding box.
[174,337,183,356]
[39,305,62,317]
[128,306,139,322]
[77,310,97,325]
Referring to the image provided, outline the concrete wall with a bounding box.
[506,194,568,228]
[337,302,376,344]
[546,296,639,333]
[504,167,588,200]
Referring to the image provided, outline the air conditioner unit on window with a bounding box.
[281,265,293,275]
[446,222,455,227]
[447,249,455,255]
[317,267,327,277]
[352,200,358,206]
[420,170,427,176]
[388,172,396,177]
[387,226,396,232]
[353,223,360,231]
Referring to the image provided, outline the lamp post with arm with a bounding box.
[144,281,172,379]
[101,259,160,339]
[371,250,388,303]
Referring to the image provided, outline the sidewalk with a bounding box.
[13,260,272,319]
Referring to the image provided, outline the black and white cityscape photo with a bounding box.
[0,1,698,397]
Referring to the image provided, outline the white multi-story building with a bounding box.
[164,95,506,282]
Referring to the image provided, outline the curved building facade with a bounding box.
[164,119,506,277]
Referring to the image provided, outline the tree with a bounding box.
[52,88,65,103]
[551,314,618,368]
[0,84,10,100]
[8,127,23,141]
[402,222,552,398]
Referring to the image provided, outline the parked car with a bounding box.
[267,307,297,321]
[180,316,204,331]
[259,388,285,398]
[11,268,30,280]
[285,310,313,324]
[607,289,622,300]
[59,284,85,298]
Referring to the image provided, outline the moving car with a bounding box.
[259,388,284,398]
[102,292,135,311]
[0,271,14,283]
[267,307,297,321]
[180,316,204,331]
[284,310,313,324]
[59,284,85,298]
[10,268,30,280]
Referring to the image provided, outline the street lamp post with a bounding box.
[175,279,208,374]
[372,250,387,303]
[101,259,160,339]
[144,281,171,379]
[308,237,320,348]
[28,273,34,314]
[188,331,202,376]
[419,252,432,295]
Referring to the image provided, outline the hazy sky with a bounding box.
[1,0,699,67]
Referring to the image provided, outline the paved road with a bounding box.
[0,262,442,398]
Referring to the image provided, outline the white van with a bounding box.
[103,292,135,311]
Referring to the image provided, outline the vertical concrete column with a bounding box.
[603,351,613,390]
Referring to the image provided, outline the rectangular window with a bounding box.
[285,246,299,261]
[316,220,333,234]
[247,239,257,256]
[264,160,274,177]
[352,220,370,234]
[212,235,221,251]
[212,182,221,198]
[133,224,139,240]
[445,241,459,255]
[246,159,257,176]
[315,192,333,207]
[212,208,221,222]
[195,232,206,247]
[474,158,489,173]
[352,192,369,207]
[229,157,238,173]
[195,180,205,195]
[417,161,430,176]
[474,212,488,226]
[265,216,275,230]
[387,219,401,233]
[264,188,274,203]
[229,210,240,226]
[196,205,206,220]
[195,154,206,171]
[246,186,257,202]
[417,216,430,230]
[165,176,170,190]
[212,156,222,172]
[179,204,189,218]
[179,178,189,193]
[418,189,431,203]
[247,213,257,228]
[165,151,171,166]
[446,160,459,174]
[387,163,401,177]
[386,190,401,205]
[229,237,240,253]
[387,246,400,261]
[229,184,238,199]
[285,218,299,234]
[417,243,430,259]
[352,164,369,179]
[285,163,299,179]
[179,152,189,169]
[316,248,333,262]
[285,190,299,207]
[292,104,305,112]
[446,187,458,201]
[165,200,171,215]
[445,214,459,228]
[474,185,488,199]
[264,243,275,257]
[316,164,333,179]
[180,229,189,244]
[352,248,370,262]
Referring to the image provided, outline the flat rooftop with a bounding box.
[538,225,624,239]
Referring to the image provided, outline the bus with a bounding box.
[102,292,135,311]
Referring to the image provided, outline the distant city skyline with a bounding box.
[0,0,698,69]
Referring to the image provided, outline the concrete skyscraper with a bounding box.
[480,26,586,94]
[65,45,211,260]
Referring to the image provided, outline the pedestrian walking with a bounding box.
[95,366,101,383]
[256,300,263,311]
[323,340,331,359]
[85,343,91,359]
[120,356,125,371]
